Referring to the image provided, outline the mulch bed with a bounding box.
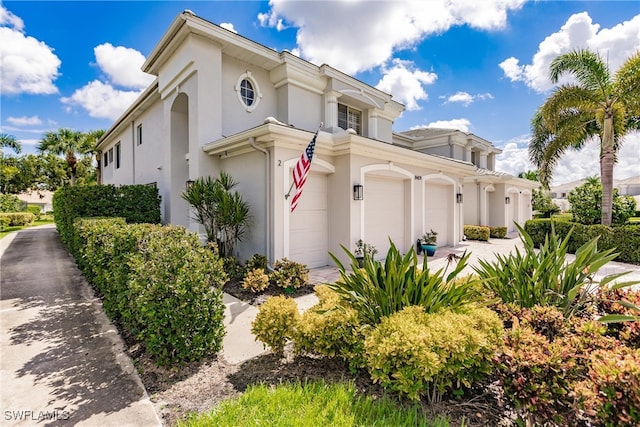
[222,276,317,306]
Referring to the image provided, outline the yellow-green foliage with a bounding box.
[294,285,366,369]
[270,258,309,289]
[0,212,35,226]
[251,296,300,355]
[365,305,503,402]
[464,225,490,241]
[242,268,270,293]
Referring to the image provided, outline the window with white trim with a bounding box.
[103,152,109,167]
[235,72,261,112]
[338,103,362,135]
[137,124,142,145]
[108,148,113,164]
[115,142,121,169]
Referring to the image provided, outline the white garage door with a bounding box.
[364,176,406,256]
[424,183,450,246]
[289,172,329,268]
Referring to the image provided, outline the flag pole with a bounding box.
[285,123,323,200]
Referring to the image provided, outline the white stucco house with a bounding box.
[96,11,538,267]
[551,176,640,212]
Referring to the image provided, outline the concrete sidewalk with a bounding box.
[0,225,160,427]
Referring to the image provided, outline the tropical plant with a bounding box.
[420,229,438,245]
[529,49,640,225]
[473,222,638,318]
[37,128,102,186]
[181,172,250,257]
[354,239,377,259]
[328,240,483,326]
[251,295,300,356]
[0,133,21,154]
[531,188,560,217]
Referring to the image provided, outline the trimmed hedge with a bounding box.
[464,225,490,241]
[489,226,507,239]
[75,218,226,365]
[0,212,35,226]
[524,219,640,265]
[53,184,161,256]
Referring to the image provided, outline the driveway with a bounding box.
[0,225,160,426]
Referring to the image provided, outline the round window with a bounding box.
[236,72,261,112]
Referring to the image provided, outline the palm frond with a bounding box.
[549,49,611,95]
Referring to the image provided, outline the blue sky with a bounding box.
[1,0,639,185]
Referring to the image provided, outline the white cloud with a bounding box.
[412,118,472,133]
[443,91,493,106]
[375,59,437,110]
[94,43,154,89]
[500,13,640,92]
[220,22,237,33]
[261,0,525,74]
[7,115,42,126]
[61,80,141,120]
[0,5,61,95]
[495,132,640,185]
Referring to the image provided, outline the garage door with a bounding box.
[364,176,406,256]
[289,172,329,268]
[424,183,450,246]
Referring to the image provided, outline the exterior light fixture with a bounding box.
[505,196,511,205]
[186,180,194,190]
[456,193,463,203]
[353,184,364,201]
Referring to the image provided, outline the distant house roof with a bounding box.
[17,190,54,205]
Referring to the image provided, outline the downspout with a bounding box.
[249,137,272,268]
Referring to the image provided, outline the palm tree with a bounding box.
[0,133,22,154]
[37,128,96,186]
[529,49,640,225]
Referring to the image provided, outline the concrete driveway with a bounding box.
[0,225,160,427]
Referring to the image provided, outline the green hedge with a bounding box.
[524,219,640,265]
[0,212,35,226]
[464,225,490,241]
[75,218,226,365]
[53,185,161,257]
[489,226,507,239]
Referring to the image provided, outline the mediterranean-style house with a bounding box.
[96,10,538,267]
[551,175,640,212]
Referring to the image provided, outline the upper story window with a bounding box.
[338,103,362,135]
[235,72,261,112]
[115,142,121,169]
[137,124,142,145]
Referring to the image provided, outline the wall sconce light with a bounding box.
[456,193,463,203]
[505,196,511,205]
[186,180,194,190]
[353,184,364,201]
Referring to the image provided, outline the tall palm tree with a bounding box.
[85,129,105,184]
[38,128,95,186]
[0,133,22,154]
[529,49,640,225]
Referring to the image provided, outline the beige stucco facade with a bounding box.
[97,11,538,267]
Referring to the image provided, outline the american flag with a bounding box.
[290,130,318,212]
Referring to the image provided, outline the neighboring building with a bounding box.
[551,176,640,212]
[97,11,537,267]
[17,190,54,213]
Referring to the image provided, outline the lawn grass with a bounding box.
[0,219,55,240]
[179,380,452,427]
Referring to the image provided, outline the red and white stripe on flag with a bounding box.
[290,131,318,212]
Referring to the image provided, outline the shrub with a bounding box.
[598,286,640,348]
[244,253,268,273]
[294,285,366,369]
[0,212,35,226]
[463,225,490,241]
[329,240,485,326]
[364,305,503,402]
[0,216,10,231]
[270,258,309,290]
[242,268,270,293]
[128,229,227,365]
[53,184,161,255]
[25,205,42,219]
[568,178,637,225]
[524,219,640,265]
[251,295,300,356]
[0,193,24,212]
[474,223,622,318]
[575,348,640,427]
[489,226,507,238]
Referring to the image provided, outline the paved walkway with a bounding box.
[0,225,160,427]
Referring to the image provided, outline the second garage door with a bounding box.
[364,175,406,256]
